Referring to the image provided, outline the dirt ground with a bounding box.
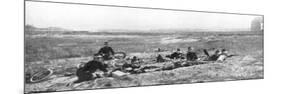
[24,32,263,93]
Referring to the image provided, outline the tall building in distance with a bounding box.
[251,16,264,32]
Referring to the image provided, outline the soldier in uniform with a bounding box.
[98,42,115,60]
[74,54,108,83]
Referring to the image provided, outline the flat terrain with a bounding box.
[24,31,263,93]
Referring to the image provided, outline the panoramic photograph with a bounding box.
[24,0,264,93]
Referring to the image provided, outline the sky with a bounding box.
[25,1,262,32]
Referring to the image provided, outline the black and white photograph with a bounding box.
[24,0,264,93]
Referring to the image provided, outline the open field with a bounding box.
[24,31,263,93]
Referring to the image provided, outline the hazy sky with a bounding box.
[26,1,261,32]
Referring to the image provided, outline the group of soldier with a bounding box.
[158,46,230,62]
[73,41,233,84]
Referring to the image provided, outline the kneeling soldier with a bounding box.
[74,54,108,83]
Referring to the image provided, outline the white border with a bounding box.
[1,0,280,94]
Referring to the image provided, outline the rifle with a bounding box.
[203,49,210,57]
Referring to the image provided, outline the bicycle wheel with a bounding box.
[30,68,53,83]
[114,52,127,59]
